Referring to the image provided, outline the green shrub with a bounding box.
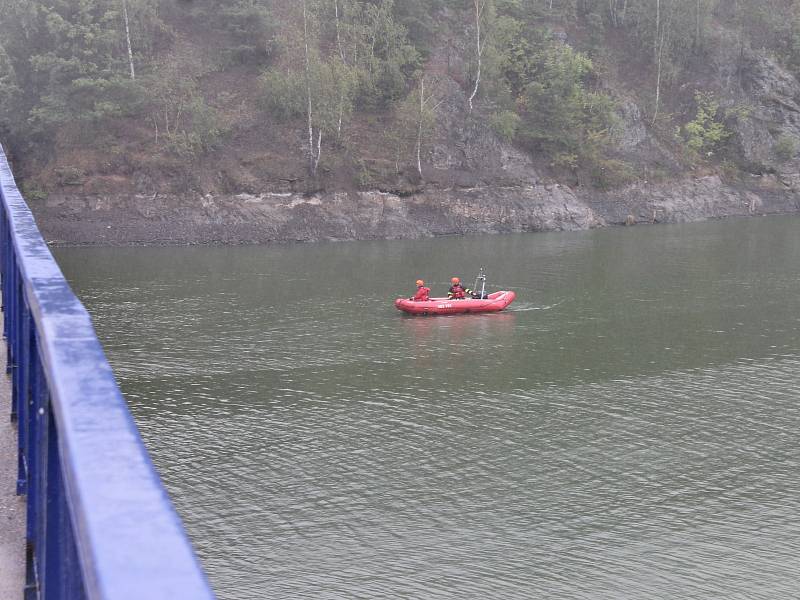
[187,97,224,151]
[590,158,637,190]
[489,110,521,142]
[55,166,84,186]
[774,134,797,161]
[683,91,730,158]
[20,182,47,202]
[258,68,305,121]
[552,152,578,170]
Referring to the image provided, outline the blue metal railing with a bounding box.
[0,144,215,599]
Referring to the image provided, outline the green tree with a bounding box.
[489,109,521,141]
[0,0,166,142]
[517,45,613,163]
[262,0,419,175]
[259,69,306,120]
[187,0,275,66]
[145,56,222,157]
[683,91,729,158]
[466,0,494,111]
[490,17,549,97]
[335,0,420,109]
[391,0,447,54]
[395,75,445,179]
[0,44,22,137]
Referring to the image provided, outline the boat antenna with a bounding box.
[473,267,486,298]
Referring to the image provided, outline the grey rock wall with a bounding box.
[34,176,799,246]
[727,50,800,169]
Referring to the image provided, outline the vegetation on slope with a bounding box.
[1,0,800,196]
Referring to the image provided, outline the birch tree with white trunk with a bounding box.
[468,0,487,113]
[652,0,676,125]
[302,0,321,176]
[122,0,135,79]
[332,0,355,140]
[404,75,445,180]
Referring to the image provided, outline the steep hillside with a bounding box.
[2,0,800,243]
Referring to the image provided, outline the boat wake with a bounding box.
[508,299,567,312]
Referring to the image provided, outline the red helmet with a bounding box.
[451,277,460,284]
[416,279,424,286]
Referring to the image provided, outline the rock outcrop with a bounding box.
[725,50,800,170]
[33,175,799,245]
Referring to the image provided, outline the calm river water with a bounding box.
[55,217,800,599]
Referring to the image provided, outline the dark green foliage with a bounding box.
[515,44,615,168]
[31,76,146,133]
[260,0,420,137]
[219,1,273,54]
[337,0,422,109]
[180,0,275,66]
[0,0,166,144]
[392,0,447,54]
[489,110,521,141]
[491,18,550,97]
[0,44,22,136]
[258,69,306,120]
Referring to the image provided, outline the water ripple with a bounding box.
[54,218,800,599]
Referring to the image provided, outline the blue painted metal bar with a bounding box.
[0,143,216,600]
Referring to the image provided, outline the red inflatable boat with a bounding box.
[395,290,516,315]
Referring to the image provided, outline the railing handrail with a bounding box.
[0,144,215,599]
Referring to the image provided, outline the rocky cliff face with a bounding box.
[34,174,799,245]
[427,78,540,187]
[724,49,800,171]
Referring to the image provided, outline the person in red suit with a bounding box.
[448,277,467,299]
[411,279,430,301]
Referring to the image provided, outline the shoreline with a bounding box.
[32,175,800,247]
[42,211,798,249]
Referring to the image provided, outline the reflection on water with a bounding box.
[400,312,517,345]
[56,217,800,599]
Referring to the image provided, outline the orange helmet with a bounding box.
[451,277,460,284]
[416,279,424,286]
